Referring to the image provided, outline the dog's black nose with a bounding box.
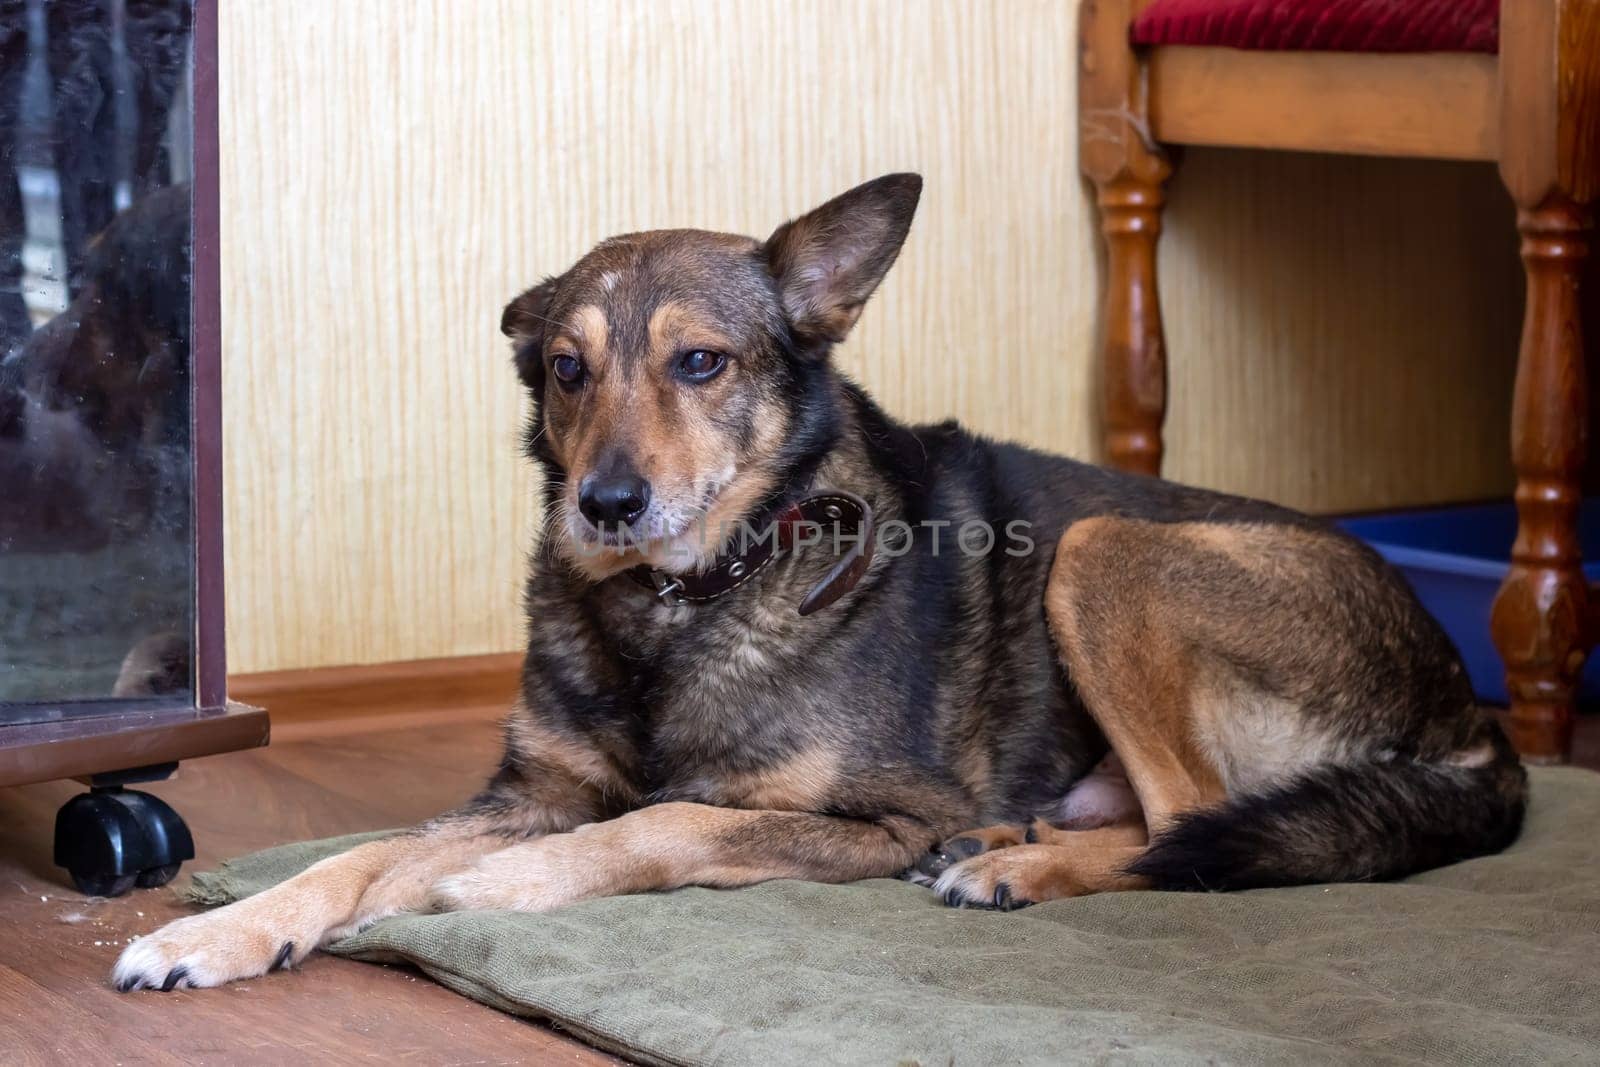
[578,469,651,528]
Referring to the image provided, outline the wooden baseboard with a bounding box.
[230,652,521,744]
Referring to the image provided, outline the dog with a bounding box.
[113,174,1525,992]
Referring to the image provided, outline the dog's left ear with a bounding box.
[501,275,563,390]
[764,173,922,347]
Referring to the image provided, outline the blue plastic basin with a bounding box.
[1338,500,1600,705]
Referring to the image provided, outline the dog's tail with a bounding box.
[1125,737,1528,891]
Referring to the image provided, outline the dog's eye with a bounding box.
[677,350,726,382]
[551,354,584,387]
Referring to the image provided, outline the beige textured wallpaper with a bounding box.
[219,0,1521,674]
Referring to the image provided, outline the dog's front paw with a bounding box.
[931,845,1088,911]
[111,909,302,992]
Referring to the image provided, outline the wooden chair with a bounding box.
[1080,0,1600,763]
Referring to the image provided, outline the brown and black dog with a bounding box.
[114,174,1525,992]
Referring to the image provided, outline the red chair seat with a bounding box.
[1131,0,1499,54]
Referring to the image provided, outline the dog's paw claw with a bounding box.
[932,852,1047,911]
[159,966,189,992]
[271,942,295,972]
[937,879,1029,911]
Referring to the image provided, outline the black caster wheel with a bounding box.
[54,787,195,898]
[136,863,182,888]
[72,872,140,897]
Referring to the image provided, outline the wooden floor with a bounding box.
[0,708,619,1066]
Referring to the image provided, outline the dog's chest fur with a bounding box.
[585,542,893,806]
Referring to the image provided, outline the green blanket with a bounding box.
[188,767,1600,1066]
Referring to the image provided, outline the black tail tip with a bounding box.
[1124,808,1283,892]
[1126,758,1529,893]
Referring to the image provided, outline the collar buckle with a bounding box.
[649,570,686,605]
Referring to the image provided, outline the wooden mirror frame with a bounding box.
[0,0,268,788]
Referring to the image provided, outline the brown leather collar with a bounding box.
[626,490,875,615]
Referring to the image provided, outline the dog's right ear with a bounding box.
[764,173,922,348]
[501,276,562,390]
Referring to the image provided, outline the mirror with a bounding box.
[0,0,194,714]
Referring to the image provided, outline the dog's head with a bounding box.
[505,173,921,578]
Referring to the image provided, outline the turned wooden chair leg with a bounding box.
[1094,171,1172,476]
[1490,197,1592,763]
[1489,1,1600,763]
[1078,0,1175,476]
